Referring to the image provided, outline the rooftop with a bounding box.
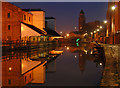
[44,28,60,36]
[45,17,56,19]
[80,9,85,14]
[22,9,45,12]
[21,22,47,35]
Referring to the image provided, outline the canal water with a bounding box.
[1,43,104,87]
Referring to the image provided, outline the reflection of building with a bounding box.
[2,59,33,86]
[79,53,85,72]
[2,57,46,87]
[2,46,63,86]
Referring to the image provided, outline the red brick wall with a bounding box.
[2,2,33,41]
[2,2,23,41]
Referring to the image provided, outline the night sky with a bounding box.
[12,2,108,34]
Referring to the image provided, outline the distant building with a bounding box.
[79,9,86,32]
[45,17,56,31]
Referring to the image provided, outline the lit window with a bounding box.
[9,67,12,71]
[8,25,10,30]
[8,13,10,18]
[24,15,26,20]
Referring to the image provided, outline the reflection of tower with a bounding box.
[79,53,85,73]
[79,9,86,32]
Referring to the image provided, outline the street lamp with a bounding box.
[111,5,116,44]
[112,6,116,10]
[97,29,100,32]
[94,31,96,33]
[104,20,107,24]
[100,26,103,29]
[67,34,69,37]
[60,31,62,34]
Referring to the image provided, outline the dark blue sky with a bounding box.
[13,2,108,33]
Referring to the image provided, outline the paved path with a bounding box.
[100,44,120,86]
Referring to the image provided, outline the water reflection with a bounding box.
[2,46,63,87]
[2,43,106,87]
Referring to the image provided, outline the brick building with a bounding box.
[106,1,120,44]
[2,2,47,42]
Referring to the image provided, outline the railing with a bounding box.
[2,40,57,51]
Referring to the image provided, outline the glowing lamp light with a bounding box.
[100,26,103,29]
[67,47,69,50]
[80,54,82,56]
[67,34,69,37]
[104,20,107,24]
[94,31,96,33]
[90,51,93,54]
[91,32,93,35]
[60,32,62,34]
[9,67,12,71]
[75,56,77,58]
[112,6,116,10]
[99,63,102,66]
[97,29,100,32]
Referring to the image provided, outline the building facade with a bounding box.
[79,9,86,32]
[45,17,56,31]
[106,1,120,44]
[2,2,47,43]
[2,2,22,41]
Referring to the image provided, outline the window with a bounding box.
[8,25,10,30]
[24,15,26,20]
[33,38,35,41]
[8,79,11,84]
[25,76,26,81]
[8,13,10,18]
[30,74,31,78]
[29,17,30,21]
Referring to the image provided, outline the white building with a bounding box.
[22,9,47,35]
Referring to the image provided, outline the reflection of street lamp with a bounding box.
[91,32,93,42]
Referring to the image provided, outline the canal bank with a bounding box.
[93,42,120,86]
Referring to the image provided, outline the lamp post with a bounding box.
[111,5,116,44]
